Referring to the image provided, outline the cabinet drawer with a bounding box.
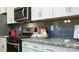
[22,41,33,50]
[22,41,31,47]
[22,47,34,52]
[43,45,55,52]
[30,43,42,51]
[22,47,41,52]
[22,41,42,52]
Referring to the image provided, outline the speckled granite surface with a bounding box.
[21,38,79,50]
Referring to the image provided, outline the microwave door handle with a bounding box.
[22,8,24,17]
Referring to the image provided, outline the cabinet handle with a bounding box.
[33,46,38,48]
[22,8,25,17]
[2,44,4,48]
[24,44,28,46]
[66,7,71,13]
[52,8,53,16]
[38,11,42,17]
[47,49,54,51]
[38,11,40,17]
[10,18,12,22]
[40,11,42,17]
[66,7,68,12]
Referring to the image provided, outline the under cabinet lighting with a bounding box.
[64,20,71,23]
[64,20,67,23]
[68,20,71,23]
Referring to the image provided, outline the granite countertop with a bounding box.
[0,36,8,38]
[21,38,79,50]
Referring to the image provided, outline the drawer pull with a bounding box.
[2,44,4,48]
[33,46,38,48]
[24,44,28,46]
[47,49,54,51]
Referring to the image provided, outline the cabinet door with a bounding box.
[0,38,7,52]
[42,7,53,19]
[1,38,7,52]
[31,7,42,21]
[0,39,2,52]
[31,7,53,21]
[66,7,79,16]
[7,7,16,24]
[53,7,67,18]
[0,7,6,14]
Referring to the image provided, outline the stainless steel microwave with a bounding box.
[14,7,31,22]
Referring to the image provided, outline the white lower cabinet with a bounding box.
[0,38,7,52]
[22,41,43,52]
[22,41,79,52]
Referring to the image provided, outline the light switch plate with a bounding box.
[51,25,54,31]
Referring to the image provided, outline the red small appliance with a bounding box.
[9,28,16,37]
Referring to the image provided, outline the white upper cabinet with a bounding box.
[31,7,79,21]
[66,7,79,16]
[14,7,18,8]
[6,7,79,23]
[31,7,42,21]
[31,7,53,21]
[49,7,79,18]
[0,7,7,14]
[53,7,67,18]
[7,7,16,24]
[42,8,53,19]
